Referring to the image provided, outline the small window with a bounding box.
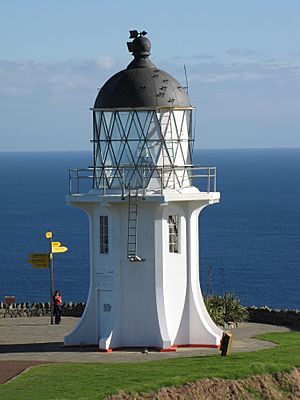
[100,216,108,254]
[168,215,179,253]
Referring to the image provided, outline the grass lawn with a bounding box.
[1,332,299,400]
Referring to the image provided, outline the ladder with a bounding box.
[127,188,143,261]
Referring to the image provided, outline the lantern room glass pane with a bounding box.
[93,109,193,190]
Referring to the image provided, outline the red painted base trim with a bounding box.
[159,346,177,352]
[98,344,219,352]
[98,346,177,353]
[98,348,113,353]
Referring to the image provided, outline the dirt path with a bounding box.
[0,360,56,384]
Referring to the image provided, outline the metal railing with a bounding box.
[68,165,217,196]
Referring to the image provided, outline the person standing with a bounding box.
[53,290,62,324]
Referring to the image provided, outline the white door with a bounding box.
[97,289,112,339]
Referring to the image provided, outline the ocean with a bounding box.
[0,149,299,309]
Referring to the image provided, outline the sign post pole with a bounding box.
[46,231,54,325]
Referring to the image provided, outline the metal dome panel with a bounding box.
[94,67,190,109]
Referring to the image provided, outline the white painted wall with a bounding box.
[64,189,222,350]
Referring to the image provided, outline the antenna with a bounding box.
[183,64,189,94]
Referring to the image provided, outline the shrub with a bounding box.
[204,292,249,326]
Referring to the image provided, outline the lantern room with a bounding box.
[91,30,194,192]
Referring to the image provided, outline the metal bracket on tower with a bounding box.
[127,188,144,262]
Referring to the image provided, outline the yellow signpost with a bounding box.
[46,231,68,324]
[28,231,68,324]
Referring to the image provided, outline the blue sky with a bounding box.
[1,0,299,150]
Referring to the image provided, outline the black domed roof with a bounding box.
[94,31,190,109]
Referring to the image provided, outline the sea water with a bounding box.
[0,149,299,309]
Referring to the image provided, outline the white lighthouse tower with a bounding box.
[64,31,223,351]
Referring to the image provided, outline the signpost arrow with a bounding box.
[52,242,68,253]
[28,253,49,260]
[52,246,68,253]
[31,262,49,269]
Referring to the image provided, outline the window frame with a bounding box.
[168,215,179,253]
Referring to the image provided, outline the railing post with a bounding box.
[214,167,217,192]
[207,167,210,193]
[92,166,94,189]
[77,170,80,195]
[93,166,96,189]
[69,170,72,195]
[103,168,106,196]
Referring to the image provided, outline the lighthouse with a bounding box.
[64,31,223,351]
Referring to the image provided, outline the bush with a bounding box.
[204,292,249,326]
